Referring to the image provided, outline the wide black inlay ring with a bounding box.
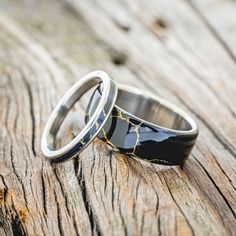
[86,84,198,166]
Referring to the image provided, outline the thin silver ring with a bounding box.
[41,71,117,162]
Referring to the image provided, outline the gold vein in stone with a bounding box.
[100,109,171,165]
[114,113,171,165]
[130,122,143,156]
[101,128,117,150]
[80,139,86,146]
[110,110,138,126]
[130,152,171,165]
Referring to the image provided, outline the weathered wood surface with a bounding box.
[0,0,235,235]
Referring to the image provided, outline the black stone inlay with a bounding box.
[86,88,198,166]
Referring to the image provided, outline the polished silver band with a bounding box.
[116,84,198,135]
[41,71,117,162]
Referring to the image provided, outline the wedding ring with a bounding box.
[86,84,198,165]
[41,71,117,162]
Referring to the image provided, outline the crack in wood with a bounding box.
[76,160,102,236]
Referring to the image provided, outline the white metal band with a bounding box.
[41,71,117,162]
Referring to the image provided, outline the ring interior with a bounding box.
[116,90,192,131]
[47,80,100,150]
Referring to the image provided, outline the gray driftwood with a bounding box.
[0,0,235,235]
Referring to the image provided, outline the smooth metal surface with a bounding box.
[41,71,117,162]
[115,84,198,135]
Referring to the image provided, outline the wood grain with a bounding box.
[0,0,235,235]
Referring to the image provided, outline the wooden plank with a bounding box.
[0,5,92,236]
[0,0,235,235]
[190,0,236,59]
